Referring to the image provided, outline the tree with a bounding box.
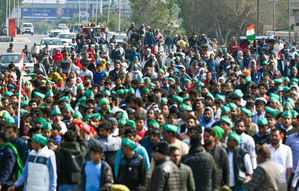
[177,0,288,45]
[0,0,22,28]
[128,0,176,30]
[57,19,73,26]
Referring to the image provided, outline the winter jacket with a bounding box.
[11,136,28,166]
[55,136,88,186]
[165,37,173,45]
[149,157,180,191]
[0,146,16,186]
[182,147,216,191]
[205,144,230,190]
[178,163,196,191]
[81,161,114,191]
[117,152,146,191]
[226,147,248,189]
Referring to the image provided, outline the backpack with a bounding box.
[65,151,85,183]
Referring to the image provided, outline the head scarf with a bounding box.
[76,77,83,85]
[199,107,215,128]
[49,72,60,82]
[74,58,82,70]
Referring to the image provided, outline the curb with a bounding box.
[0,36,30,42]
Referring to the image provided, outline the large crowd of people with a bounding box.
[0,22,299,191]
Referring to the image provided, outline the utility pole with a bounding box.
[96,0,98,23]
[79,0,80,23]
[86,0,88,22]
[273,0,275,35]
[18,0,19,27]
[32,0,33,23]
[107,0,110,22]
[118,0,120,32]
[288,0,295,43]
[257,0,259,35]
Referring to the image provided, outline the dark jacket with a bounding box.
[11,136,28,165]
[277,60,288,77]
[149,157,180,191]
[55,136,88,186]
[0,146,16,186]
[226,147,248,189]
[81,161,114,191]
[206,144,230,190]
[182,147,216,191]
[143,60,159,74]
[179,163,196,191]
[117,152,146,191]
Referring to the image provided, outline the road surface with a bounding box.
[0,34,48,54]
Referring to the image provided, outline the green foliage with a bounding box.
[0,0,22,28]
[129,0,176,30]
[57,19,73,26]
[34,20,55,34]
[96,10,130,31]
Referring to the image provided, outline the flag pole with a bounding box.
[17,73,22,129]
[17,52,24,130]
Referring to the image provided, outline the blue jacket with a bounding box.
[0,146,16,186]
[129,52,141,63]
[207,60,219,73]
[11,136,28,165]
[251,72,263,85]
[165,37,173,45]
[93,71,104,84]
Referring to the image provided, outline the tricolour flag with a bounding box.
[246,24,255,40]
[23,73,36,81]
[18,52,27,78]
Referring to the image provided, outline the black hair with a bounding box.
[124,128,137,137]
[231,94,241,101]
[86,107,97,114]
[8,102,18,110]
[33,79,41,87]
[270,128,281,134]
[246,102,255,108]
[133,97,143,107]
[98,120,112,131]
[8,63,15,70]
[255,100,265,106]
[90,145,103,155]
[62,130,75,142]
[204,128,216,137]
[147,94,156,103]
[245,93,255,100]
[190,125,203,134]
[258,82,268,90]
[85,76,91,80]
[5,124,18,133]
[265,113,276,120]
[54,92,63,101]
[0,131,10,142]
[95,93,104,100]
[169,146,180,155]
[190,133,201,147]
[51,124,61,132]
[41,108,52,117]
[64,90,74,97]
[86,100,96,106]
[29,98,40,106]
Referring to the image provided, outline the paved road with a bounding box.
[0,34,48,54]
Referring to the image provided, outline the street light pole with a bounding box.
[273,0,275,35]
[18,0,19,27]
[79,0,80,23]
[86,0,87,22]
[288,0,295,43]
[32,0,33,23]
[107,0,110,22]
[95,0,98,23]
[118,0,120,32]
